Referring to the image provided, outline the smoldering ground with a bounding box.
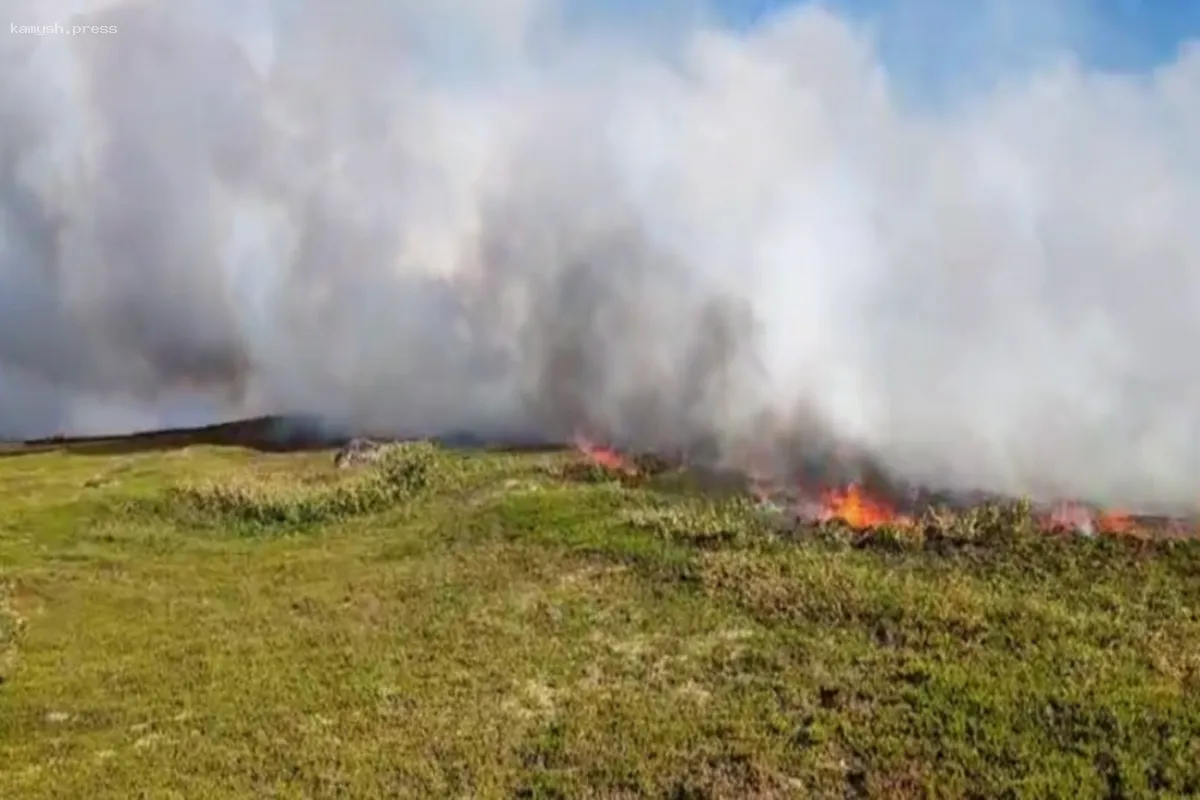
[1,0,1199,512]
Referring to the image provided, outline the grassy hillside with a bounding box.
[0,434,1198,798]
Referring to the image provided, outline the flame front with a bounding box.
[1043,502,1136,536]
[568,438,1191,539]
[1096,510,1135,534]
[573,434,637,474]
[819,483,908,528]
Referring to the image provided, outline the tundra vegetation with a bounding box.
[0,426,1198,797]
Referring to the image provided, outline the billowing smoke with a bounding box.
[2,0,1199,511]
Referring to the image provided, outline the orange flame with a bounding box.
[571,440,1198,540]
[1096,510,1135,534]
[819,483,909,529]
[573,434,637,475]
[1043,502,1137,536]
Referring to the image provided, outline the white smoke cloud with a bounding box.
[2,0,1199,511]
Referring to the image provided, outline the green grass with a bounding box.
[0,440,1198,798]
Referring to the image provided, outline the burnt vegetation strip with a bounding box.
[0,436,1198,798]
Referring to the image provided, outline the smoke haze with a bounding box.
[2,0,1200,510]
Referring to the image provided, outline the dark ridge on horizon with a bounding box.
[0,414,340,457]
[0,414,569,458]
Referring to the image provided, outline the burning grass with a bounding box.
[0,431,1198,797]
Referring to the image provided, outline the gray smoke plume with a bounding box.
[2,0,1200,511]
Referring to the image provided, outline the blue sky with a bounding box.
[560,0,1200,102]
[712,0,1200,103]
[720,0,1200,68]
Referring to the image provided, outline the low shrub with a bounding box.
[157,441,446,532]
